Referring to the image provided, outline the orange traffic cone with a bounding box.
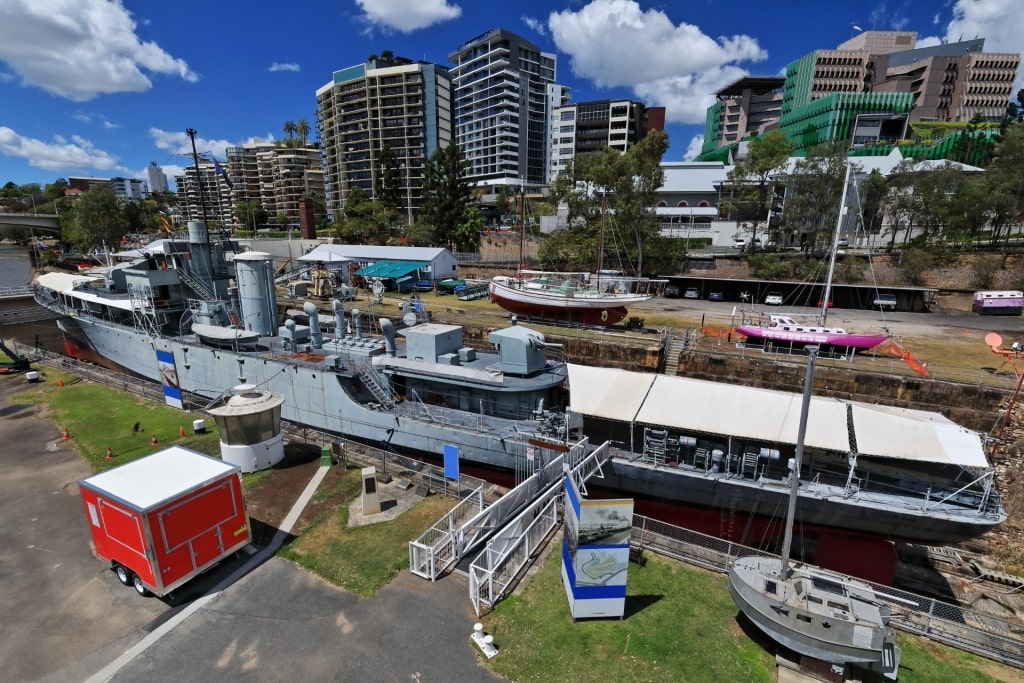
[151,434,159,446]
[105,446,114,460]
[179,425,186,437]
[61,427,71,440]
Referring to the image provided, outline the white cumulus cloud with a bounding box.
[548,0,766,124]
[522,16,546,37]
[354,0,461,33]
[944,1,1024,93]
[0,0,198,101]
[268,63,300,73]
[682,135,705,162]
[0,126,124,172]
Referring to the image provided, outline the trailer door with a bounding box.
[157,479,239,576]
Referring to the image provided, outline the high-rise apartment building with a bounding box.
[549,99,666,179]
[110,177,148,201]
[224,141,324,228]
[702,77,785,153]
[173,164,234,227]
[699,31,1020,160]
[316,54,452,223]
[448,28,559,191]
[146,161,169,194]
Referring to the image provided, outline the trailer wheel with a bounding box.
[114,563,133,586]
[132,574,152,597]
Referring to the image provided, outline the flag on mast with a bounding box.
[211,156,233,189]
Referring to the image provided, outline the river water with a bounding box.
[0,244,65,353]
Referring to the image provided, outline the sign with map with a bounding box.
[561,474,633,620]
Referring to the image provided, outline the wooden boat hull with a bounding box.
[489,279,647,325]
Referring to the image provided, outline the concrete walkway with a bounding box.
[0,375,503,683]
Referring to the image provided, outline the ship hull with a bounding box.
[52,315,541,471]
[598,458,999,546]
[56,313,1000,549]
[489,280,646,326]
[736,325,887,350]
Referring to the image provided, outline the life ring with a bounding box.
[601,310,608,322]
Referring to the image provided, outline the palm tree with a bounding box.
[283,121,296,142]
[296,119,310,147]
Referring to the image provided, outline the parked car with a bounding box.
[707,290,725,301]
[683,287,700,299]
[664,283,680,298]
[874,293,897,311]
[837,238,849,248]
[765,292,784,306]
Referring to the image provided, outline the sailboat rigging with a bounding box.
[734,163,889,353]
[728,165,904,678]
[488,184,664,326]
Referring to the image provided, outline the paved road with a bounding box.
[0,375,503,683]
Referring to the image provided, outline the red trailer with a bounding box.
[79,446,251,597]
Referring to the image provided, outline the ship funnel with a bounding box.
[332,299,346,338]
[380,318,397,356]
[352,309,362,339]
[304,301,322,349]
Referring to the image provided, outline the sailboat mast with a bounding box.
[518,182,525,272]
[779,345,818,577]
[819,163,852,326]
[597,190,606,279]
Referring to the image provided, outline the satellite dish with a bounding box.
[985,332,1003,350]
[371,280,384,295]
[403,312,417,327]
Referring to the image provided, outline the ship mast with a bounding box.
[186,128,211,228]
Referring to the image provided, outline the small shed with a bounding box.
[303,245,457,287]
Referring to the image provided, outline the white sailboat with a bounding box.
[728,165,905,679]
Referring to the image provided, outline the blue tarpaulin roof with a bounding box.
[354,260,431,279]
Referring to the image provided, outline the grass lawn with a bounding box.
[482,547,1024,683]
[279,478,455,598]
[8,366,223,471]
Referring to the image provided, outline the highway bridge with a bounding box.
[0,213,60,233]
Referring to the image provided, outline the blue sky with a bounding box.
[0,0,1021,190]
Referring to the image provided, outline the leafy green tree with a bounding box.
[420,143,471,251]
[402,221,434,247]
[899,248,934,285]
[779,141,849,253]
[61,183,128,251]
[283,120,296,142]
[234,200,268,233]
[276,212,290,231]
[451,207,485,252]
[334,185,376,243]
[550,130,669,275]
[857,169,888,244]
[43,179,68,201]
[985,125,1024,247]
[722,130,794,247]
[373,143,402,215]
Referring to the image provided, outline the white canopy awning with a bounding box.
[298,245,354,263]
[567,364,988,468]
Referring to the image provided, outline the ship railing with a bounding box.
[467,439,606,616]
